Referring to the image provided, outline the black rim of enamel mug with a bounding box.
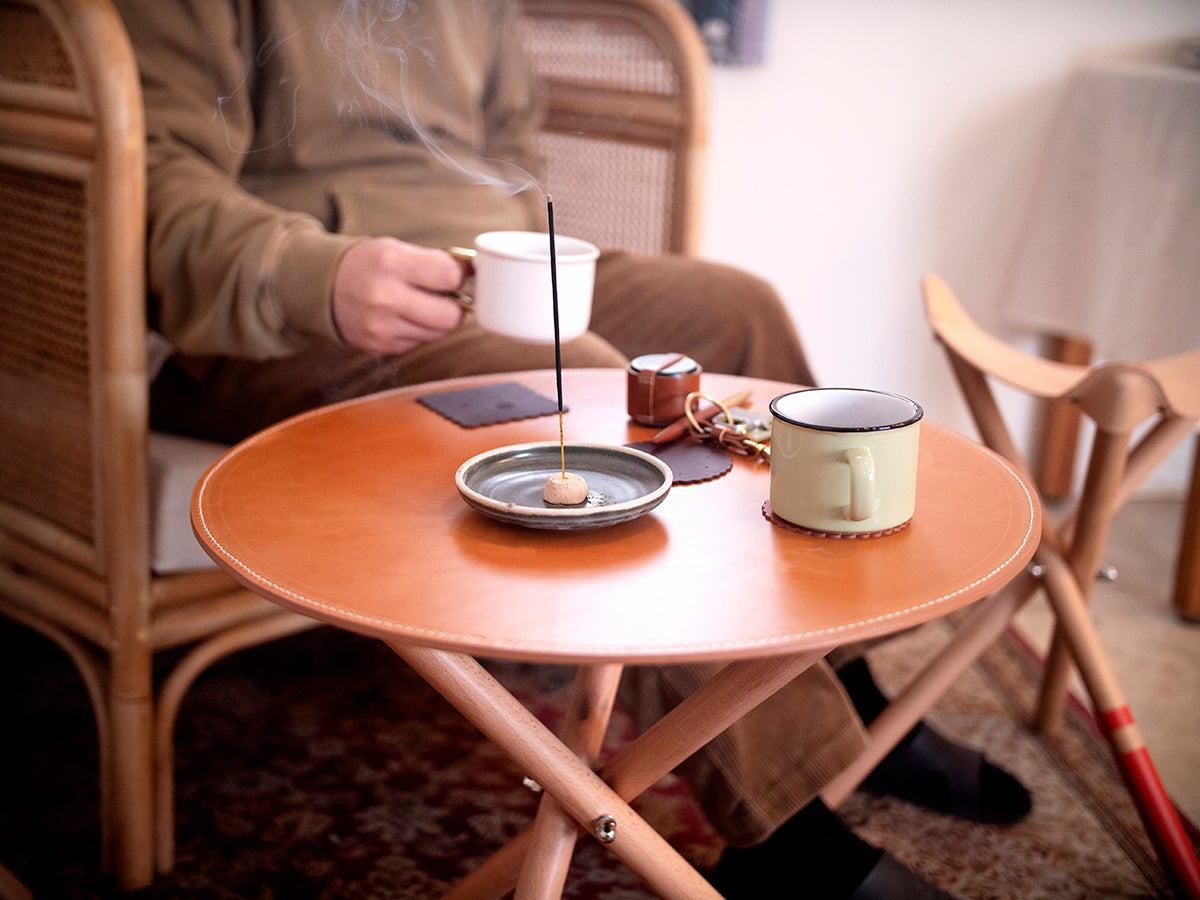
[770,387,924,433]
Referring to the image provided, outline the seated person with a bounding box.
[115,2,1030,897]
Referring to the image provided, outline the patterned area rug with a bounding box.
[0,615,1191,899]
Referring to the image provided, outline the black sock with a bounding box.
[837,656,931,759]
[838,657,1033,824]
[835,656,890,725]
[710,798,882,900]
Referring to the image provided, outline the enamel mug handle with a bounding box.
[845,447,875,522]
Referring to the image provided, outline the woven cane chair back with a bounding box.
[520,0,709,255]
[0,0,143,574]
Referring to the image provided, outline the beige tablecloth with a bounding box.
[1001,58,1200,362]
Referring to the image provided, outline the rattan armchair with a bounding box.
[0,0,709,890]
[0,0,322,888]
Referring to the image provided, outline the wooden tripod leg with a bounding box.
[390,644,721,900]
[1174,434,1200,621]
[1037,547,1200,899]
[1031,333,1092,501]
[440,649,827,900]
[601,650,829,802]
[516,664,623,900]
[1035,428,1128,732]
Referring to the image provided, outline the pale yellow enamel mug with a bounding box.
[769,388,923,535]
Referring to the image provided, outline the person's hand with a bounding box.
[331,237,465,354]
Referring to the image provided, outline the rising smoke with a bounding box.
[320,0,540,198]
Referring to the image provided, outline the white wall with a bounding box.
[699,0,1200,494]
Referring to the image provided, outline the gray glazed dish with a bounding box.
[455,442,672,530]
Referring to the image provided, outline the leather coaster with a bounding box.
[625,440,732,485]
[418,382,563,428]
[761,500,911,539]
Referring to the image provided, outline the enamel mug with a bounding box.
[769,388,922,534]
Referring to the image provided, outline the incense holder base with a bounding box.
[456,442,671,530]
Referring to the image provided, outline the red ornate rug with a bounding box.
[0,616,1191,898]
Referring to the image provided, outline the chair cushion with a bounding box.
[149,431,231,573]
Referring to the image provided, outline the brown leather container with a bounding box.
[626,353,702,426]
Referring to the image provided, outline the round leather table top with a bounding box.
[192,370,1040,664]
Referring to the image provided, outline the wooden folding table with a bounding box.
[191,369,1039,898]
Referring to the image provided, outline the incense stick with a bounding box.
[547,196,565,478]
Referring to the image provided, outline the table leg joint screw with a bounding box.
[592,814,617,843]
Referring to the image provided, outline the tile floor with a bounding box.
[1012,494,1200,825]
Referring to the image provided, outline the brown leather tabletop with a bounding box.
[192,369,1040,664]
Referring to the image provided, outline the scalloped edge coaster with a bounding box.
[624,440,732,485]
[761,500,910,539]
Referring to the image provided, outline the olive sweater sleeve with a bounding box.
[117,0,543,361]
[117,0,361,359]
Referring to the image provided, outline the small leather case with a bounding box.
[626,353,702,426]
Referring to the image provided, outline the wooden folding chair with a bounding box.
[909,273,1200,895]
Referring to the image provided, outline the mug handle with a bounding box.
[845,447,875,521]
[445,247,476,310]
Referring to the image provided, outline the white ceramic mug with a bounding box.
[449,231,598,343]
[769,388,923,534]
